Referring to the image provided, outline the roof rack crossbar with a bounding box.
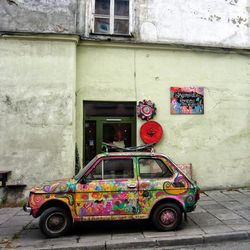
[102,142,155,153]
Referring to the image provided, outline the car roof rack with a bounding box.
[102,142,155,153]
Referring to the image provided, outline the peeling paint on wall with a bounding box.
[0,0,249,48]
[225,0,239,6]
[230,16,249,27]
[0,0,77,33]
[135,0,250,48]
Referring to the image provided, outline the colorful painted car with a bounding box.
[24,151,200,238]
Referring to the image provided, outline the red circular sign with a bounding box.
[140,121,163,144]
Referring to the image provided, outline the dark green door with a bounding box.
[83,101,136,164]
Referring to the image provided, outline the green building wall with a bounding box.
[0,35,77,190]
[0,35,249,193]
[77,42,250,190]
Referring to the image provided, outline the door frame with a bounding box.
[83,116,136,165]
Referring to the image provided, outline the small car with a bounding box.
[24,145,200,238]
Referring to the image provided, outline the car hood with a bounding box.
[30,178,77,194]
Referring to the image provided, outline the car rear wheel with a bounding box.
[151,203,182,231]
[39,207,72,238]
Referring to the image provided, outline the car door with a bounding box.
[137,157,175,215]
[75,157,138,218]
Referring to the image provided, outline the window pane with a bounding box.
[95,18,110,33]
[114,19,129,34]
[115,0,129,16]
[95,0,110,15]
[104,159,134,179]
[87,161,102,180]
[139,159,172,179]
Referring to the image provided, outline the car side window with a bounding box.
[139,158,173,179]
[87,158,134,180]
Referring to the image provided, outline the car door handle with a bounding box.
[94,200,103,203]
[127,184,136,189]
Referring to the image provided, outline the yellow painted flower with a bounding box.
[128,192,135,199]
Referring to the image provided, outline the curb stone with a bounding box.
[39,242,105,250]
[32,231,250,250]
[203,231,249,244]
[157,235,203,247]
[106,238,158,249]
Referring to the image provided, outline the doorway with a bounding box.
[83,102,136,164]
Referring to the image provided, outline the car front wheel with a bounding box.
[151,203,182,231]
[39,207,72,238]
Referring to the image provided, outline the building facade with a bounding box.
[0,0,249,202]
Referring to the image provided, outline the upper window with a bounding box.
[87,158,134,180]
[139,158,173,179]
[94,0,130,35]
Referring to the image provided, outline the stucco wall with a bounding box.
[136,0,250,48]
[0,36,76,187]
[76,42,250,189]
[0,0,77,34]
[81,0,250,48]
[0,0,249,49]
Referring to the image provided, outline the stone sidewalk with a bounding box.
[0,189,250,249]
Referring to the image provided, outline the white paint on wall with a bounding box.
[140,22,158,42]
[137,0,250,48]
[81,0,250,48]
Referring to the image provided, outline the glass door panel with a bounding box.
[85,121,96,164]
[103,123,132,148]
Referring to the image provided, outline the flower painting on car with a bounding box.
[170,87,204,114]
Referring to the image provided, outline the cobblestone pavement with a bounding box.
[0,189,250,249]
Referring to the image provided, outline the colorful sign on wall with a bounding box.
[170,87,204,114]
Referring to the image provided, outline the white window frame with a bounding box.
[91,0,132,35]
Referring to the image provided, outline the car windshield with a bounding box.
[74,156,98,181]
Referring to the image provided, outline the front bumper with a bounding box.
[23,203,32,214]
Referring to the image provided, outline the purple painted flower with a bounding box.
[43,185,51,192]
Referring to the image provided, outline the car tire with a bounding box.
[151,203,182,231]
[39,207,72,238]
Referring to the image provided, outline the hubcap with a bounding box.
[46,212,66,233]
[160,209,176,226]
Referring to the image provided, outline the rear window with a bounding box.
[139,158,173,179]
